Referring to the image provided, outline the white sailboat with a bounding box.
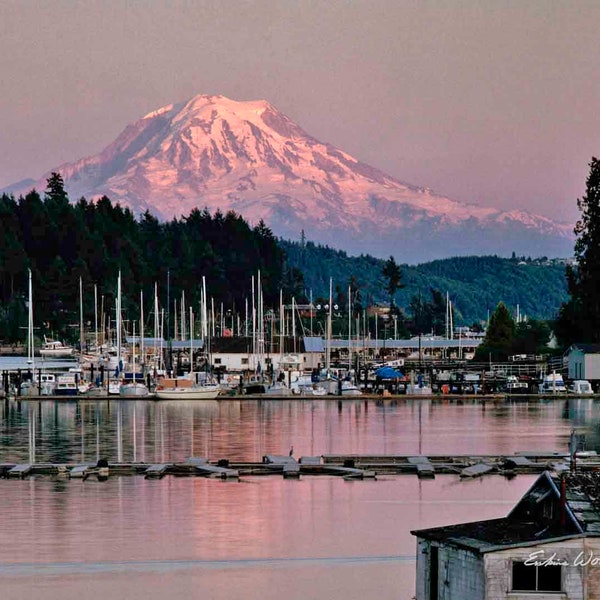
[155,307,220,400]
[119,322,149,397]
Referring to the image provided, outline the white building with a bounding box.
[565,344,600,383]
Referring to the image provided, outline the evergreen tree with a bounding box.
[475,302,515,361]
[556,158,600,345]
[513,319,551,356]
[382,256,403,312]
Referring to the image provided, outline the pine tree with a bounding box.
[475,302,515,361]
[382,256,404,313]
[556,157,600,345]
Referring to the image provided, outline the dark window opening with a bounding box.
[512,561,561,592]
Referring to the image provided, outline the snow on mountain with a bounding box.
[4,94,574,261]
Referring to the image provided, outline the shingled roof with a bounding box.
[412,471,600,553]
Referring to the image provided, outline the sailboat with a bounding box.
[108,272,124,396]
[119,322,149,397]
[155,307,220,400]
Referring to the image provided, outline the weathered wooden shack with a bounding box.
[411,471,600,599]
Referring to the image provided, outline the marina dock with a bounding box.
[0,451,586,482]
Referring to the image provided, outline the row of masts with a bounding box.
[29,271,464,372]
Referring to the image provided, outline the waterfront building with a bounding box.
[566,344,600,386]
[412,471,600,599]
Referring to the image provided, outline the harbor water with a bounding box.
[0,396,595,600]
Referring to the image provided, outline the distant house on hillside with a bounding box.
[411,471,600,599]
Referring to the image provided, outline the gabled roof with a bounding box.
[411,471,600,552]
[568,343,600,354]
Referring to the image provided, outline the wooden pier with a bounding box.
[0,451,587,482]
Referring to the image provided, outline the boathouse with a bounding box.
[411,471,600,599]
[565,344,600,384]
[209,337,310,373]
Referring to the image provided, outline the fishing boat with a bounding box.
[54,373,78,396]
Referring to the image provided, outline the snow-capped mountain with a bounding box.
[4,94,574,261]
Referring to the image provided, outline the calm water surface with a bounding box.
[0,397,596,600]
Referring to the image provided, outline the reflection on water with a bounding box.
[0,397,596,600]
[0,397,594,464]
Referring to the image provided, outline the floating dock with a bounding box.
[0,452,587,482]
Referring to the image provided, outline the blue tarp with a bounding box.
[375,366,403,379]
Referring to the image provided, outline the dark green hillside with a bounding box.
[280,239,569,324]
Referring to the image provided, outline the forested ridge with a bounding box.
[0,175,300,342]
[281,239,569,325]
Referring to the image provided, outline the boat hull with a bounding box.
[119,383,149,397]
[155,386,220,400]
[40,349,75,358]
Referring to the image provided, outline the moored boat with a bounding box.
[119,382,150,397]
[155,376,220,400]
[40,337,75,358]
[54,374,78,396]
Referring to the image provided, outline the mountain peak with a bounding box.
[3,95,573,262]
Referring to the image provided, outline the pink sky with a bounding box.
[0,0,597,224]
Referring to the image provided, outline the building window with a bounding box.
[542,500,554,520]
[214,358,222,365]
[512,561,562,592]
[241,358,249,365]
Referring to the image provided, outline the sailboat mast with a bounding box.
[326,277,332,373]
[291,297,296,354]
[202,276,207,340]
[140,289,144,367]
[116,271,122,372]
[251,275,256,367]
[94,284,98,351]
[189,307,194,376]
[153,283,159,368]
[348,284,352,371]
[79,277,84,353]
[28,269,34,371]
[279,289,284,358]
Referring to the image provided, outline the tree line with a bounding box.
[0,173,300,343]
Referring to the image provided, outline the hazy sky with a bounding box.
[0,0,597,223]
